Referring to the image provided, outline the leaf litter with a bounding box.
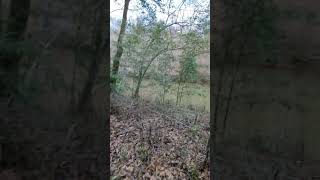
[111,94,209,179]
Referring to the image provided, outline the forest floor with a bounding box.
[1,96,318,179]
[110,94,320,180]
[110,93,210,179]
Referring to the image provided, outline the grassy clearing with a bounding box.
[119,77,210,112]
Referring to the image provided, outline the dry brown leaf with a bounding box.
[111,99,209,179]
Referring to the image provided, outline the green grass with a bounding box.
[120,77,210,112]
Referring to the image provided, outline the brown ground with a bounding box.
[110,93,210,179]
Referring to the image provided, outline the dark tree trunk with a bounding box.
[111,0,131,85]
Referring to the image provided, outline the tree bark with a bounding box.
[132,46,169,98]
[176,72,183,105]
[111,0,131,85]
[133,77,142,98]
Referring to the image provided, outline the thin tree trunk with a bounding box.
[176,73,183,105]
[202,136,210,170]
[132,46,169,98]
[162,88,165,104]
[176,81,181,105]
[111,0,131,85]
[133,78,142,98]
[179,85,184,104]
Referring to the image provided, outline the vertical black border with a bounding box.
[106,0,111,179]
[209,0,215,179]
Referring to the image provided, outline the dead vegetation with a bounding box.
[110,92,320,179]
[110,93,210,179]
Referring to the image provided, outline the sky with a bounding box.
[110,0,209,23]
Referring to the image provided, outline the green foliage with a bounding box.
[119,148,129,161]
[110,73,119,91]
[177,31,209,84]
[179,54,197,83]
[111,176,121,180]
[172,29,209,105]
[111,74,130,94]
[137,143,149,162]
[152,50,175,103]
[188,166,200,180]
[190,124,200,136]
[201,18,210,35]
[138,0,163,25]
[180,31,208,55]
[115,0,210,104]
[123,19,174,97]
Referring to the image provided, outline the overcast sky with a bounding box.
[110,0,209,23]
